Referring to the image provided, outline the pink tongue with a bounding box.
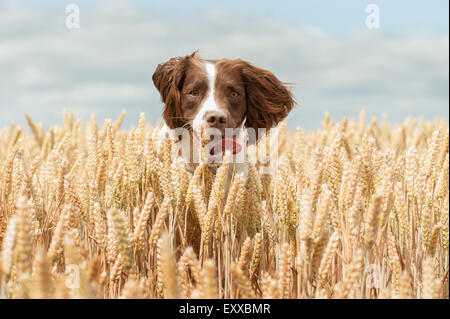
[211,138,242,155]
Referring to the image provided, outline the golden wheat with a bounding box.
[0,110,448,299]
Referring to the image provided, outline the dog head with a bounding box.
[153,52,294,134]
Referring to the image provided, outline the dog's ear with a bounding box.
[152,52,197,128]
[240,61,295,137]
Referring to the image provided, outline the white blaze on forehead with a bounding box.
[205,62,216,88]
[192,61,219,132]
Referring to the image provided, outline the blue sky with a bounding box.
[19,0,450,33]
[0,0,448,130]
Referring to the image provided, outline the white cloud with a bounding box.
[0,0,448,130]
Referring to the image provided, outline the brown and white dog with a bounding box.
[152,52,295,173]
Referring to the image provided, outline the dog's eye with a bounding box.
[189,90,199,96]
[231,91,240,97]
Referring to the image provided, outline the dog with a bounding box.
[152,52,295,175]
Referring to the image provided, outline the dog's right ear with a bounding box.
[152,57,179,103]
[152,52,197,128]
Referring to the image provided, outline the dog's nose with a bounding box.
[204,111,227,128]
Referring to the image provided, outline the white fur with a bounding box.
[192,62,221,133]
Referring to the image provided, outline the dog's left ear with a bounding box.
[240,61,295,135]
[152,52,197,128]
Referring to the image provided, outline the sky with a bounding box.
[0,0,448,131]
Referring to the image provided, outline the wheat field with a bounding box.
[0,110,448,299]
